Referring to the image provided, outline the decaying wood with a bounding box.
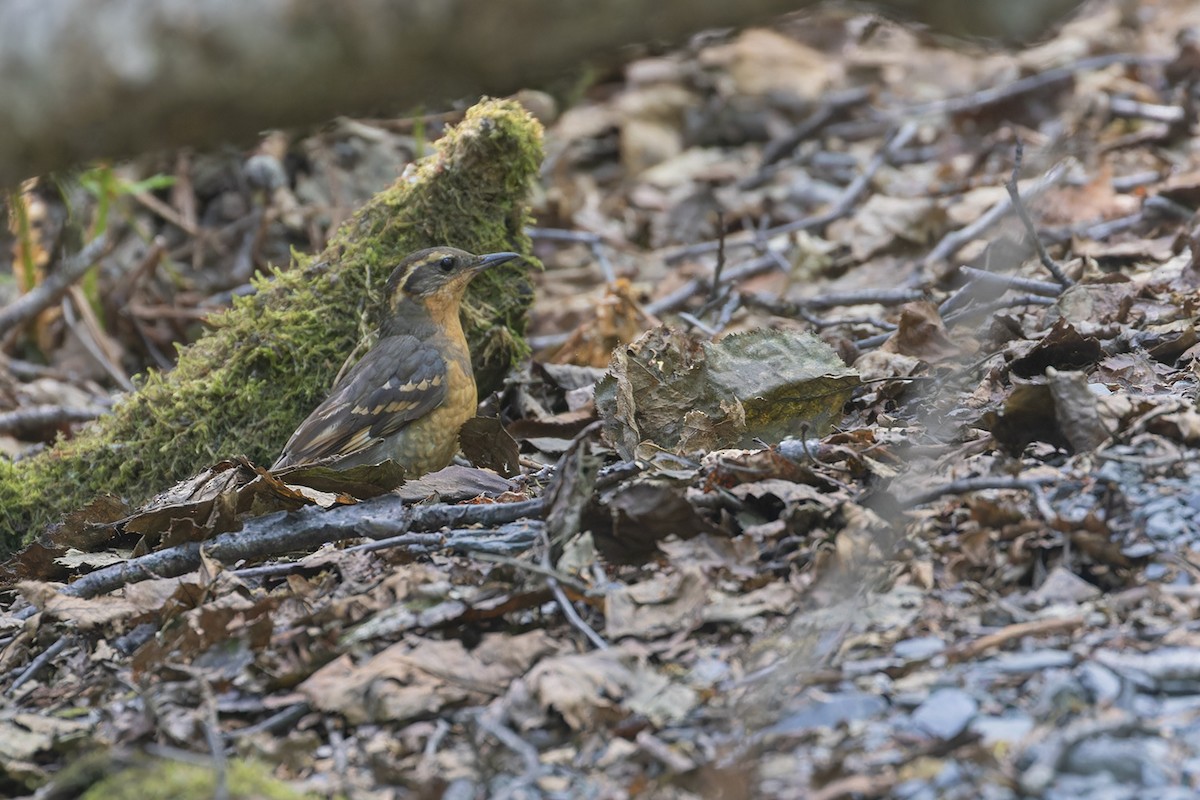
[0,0,1086,185]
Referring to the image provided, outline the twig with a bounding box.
[0,404,105,437]
[7,635,70,694]
[0,355,64,381]
[897,54,1156,119]
[527,331,572,351]
[1142,193,1196,222]
[63,288,135,391]
[743,287,926,317]
[1110,171,1162,192]
[134,191,200,236]
[37,496,546,603]
[635,729,695,773]
[416,718,453,786]
[326,721,350,788]
[853,330,894,350]
[709,210,726,303]
[663,121,920,264]
[949,615,1084,661]
[0,234,109,340]
[942,294,1057,327]
[1006,141,1072,287]
[528,226,617,284]
[900,475,1060,509]
[227,702,310,739]
[646,252,780,316]
[195,672,229,800]
[677,311,720,336]
[937,266,1063,317]
[595,459,643,489]
[1108,97,1185,124]
[922,161,1069,270]
[951,267,1064,300]
[712,293,741,331]
[1042,213,1140,245]
[541,526,608,651]
[1041,189,1192,246]
[471,550,593,595]
[1019,716,1143,794]
[759,87,873,168]
[474,708,544,800]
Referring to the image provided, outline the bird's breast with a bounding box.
[400,353,476,475]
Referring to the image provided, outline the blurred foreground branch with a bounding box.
[0,0,1084,184]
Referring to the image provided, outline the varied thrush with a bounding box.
[271,247,520,474]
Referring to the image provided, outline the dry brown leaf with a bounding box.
[17,581,138,629]
[881,301,963,362]
[827,195,947,262]
[700,28,837,100]
[301,632,559,725]
[605,566,709,639]
[525,650,638,730]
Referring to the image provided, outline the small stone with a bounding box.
[1077,661,1123,704]
[970,713,1034,745]
[893,636,946,661]
[1031,566,1100,604]
[912,688,977,740]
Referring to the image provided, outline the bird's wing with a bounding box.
[272,334,448,468]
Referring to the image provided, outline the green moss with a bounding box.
[78,757,313,800]
[1,98,544,546]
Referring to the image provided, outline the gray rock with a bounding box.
[912,687,977,740]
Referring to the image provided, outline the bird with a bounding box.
[271,246,520,474]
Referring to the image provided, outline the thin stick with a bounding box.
[1006,141,1072,287]
[540,527,608,651]
[7,636,70,694]
[0,404,104,436]
[900,475,1060,509]
[709,209,726,303]
[646,252,779,316]
[942,294,1056,327]
[954,267,1064,298]
[922,161,1069,270]
[949,615,1084,661]
[64,288,135,391]
[897,54,1155,119]
[0,234,109,340]
[528,226,617,284]
[937,267,1063,317]
[663,122,919,264]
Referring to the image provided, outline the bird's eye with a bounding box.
[438,256,455,272]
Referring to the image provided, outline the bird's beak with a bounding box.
[473,251,521,272]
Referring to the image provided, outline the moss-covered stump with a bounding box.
[77,757,313,800]
[0,98,543,546]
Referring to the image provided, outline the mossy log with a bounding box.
[0,98,544,547]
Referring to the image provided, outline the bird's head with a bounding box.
[382,246,520,331]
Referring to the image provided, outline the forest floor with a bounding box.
[4,0,1200,798]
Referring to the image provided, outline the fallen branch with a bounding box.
[56,496,546,602]
[0,405,106,438]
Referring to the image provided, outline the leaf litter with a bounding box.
[7,1,1200,797]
